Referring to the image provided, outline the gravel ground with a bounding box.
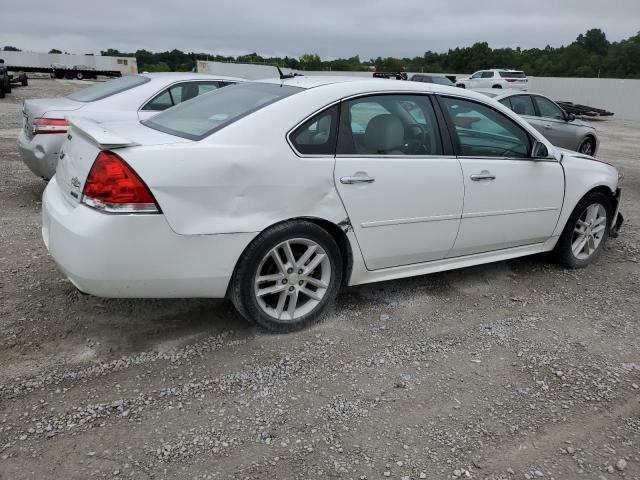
[0,79,639,480]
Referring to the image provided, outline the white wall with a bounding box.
[0,51,138,75]
[195,61,639,120]
[528,77,640,121]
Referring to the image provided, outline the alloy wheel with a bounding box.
[254,238,331,321]
[571,203,607,260]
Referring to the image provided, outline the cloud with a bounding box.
[1,0,638,59]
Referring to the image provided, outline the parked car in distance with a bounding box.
[18,72,242,179]
[409,74,455,86]
[474,89,599,156]
[0,58,11,98]
[456,69,528,90]
[42,77,623,333]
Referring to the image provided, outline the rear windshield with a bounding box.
[144,83,303,140]
[431,76,454,86]
[67,75,150,102]
[499,71,526,78]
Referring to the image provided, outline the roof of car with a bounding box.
[256,75,495,101]
[139,72,245,82]
[472,88,542,101]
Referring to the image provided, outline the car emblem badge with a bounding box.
[59,152,65,160]
[67,134,72,141]
[71,177,81,189]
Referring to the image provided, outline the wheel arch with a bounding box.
[227,216,355,297]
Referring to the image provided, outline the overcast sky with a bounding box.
[2,0,639,59]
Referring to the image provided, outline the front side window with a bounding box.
[67,75,150,102]
[144,83,302,140]
[441,96,530,158]
[337,94,442,156]
[290,105,338,155]
[533,96,565,120]
[501,95,536,116]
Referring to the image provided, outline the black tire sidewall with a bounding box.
[231,221,343,332]
[556,191,613,268]
[579,138,594,155]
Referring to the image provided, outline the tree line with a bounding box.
[4,28,640,78]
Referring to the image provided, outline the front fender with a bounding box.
[553,154,619,237]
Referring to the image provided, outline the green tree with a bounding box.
[299,53,322,71]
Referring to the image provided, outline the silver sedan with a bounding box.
[18,72,242,180]
[474,89,599,156]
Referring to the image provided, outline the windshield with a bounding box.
[144,83,303,140]
[67,75,150,102]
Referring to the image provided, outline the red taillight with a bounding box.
[32,118,69,135]
[81,151,160,214]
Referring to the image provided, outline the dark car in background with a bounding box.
[409,74,455,86]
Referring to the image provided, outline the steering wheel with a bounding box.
[404,123,430,154]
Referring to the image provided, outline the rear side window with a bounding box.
[503,95,536,116]
[67,75,150,102]
[431,76,453,86]
[144,83,302,140]
[337,94,443,156]
[499,71,526,78]
[142,81,226,111]
[441,96,530,158]
[290,105,339,155]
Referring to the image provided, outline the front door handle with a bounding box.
[340,175,375,184]
[470,170,496,181]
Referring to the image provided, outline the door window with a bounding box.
[337,95,442,155]
[501,95,536,116]
[470,72,482,79]
[533,96,565,120]
[289,105,338,155]
[441,96,531,158]
[481,71,494,78]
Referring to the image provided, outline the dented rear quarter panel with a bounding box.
[119,89,352,236]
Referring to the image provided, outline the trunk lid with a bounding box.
[56,118,190,207]
[23,97,83,139]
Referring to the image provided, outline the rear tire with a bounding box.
[492,84,502,89]
[76,72,84,80]
[230,220,343,333]
[555,191,613,268]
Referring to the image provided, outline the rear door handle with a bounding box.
[470,170,496,181]
[340,175,375,184]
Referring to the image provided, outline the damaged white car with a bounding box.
[42,77,623,332]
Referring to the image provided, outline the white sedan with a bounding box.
[42,77,623,332]
[18,72,241,180]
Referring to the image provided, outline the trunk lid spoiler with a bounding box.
[66,116,140,149]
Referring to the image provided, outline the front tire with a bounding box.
[76,72,84,80]
[230,220,343,332]
[492,84,503,89]
[578,137,595,156]
[555,191,612,268]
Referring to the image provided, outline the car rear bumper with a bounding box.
[42,176,257,298]
[17,129,62,180]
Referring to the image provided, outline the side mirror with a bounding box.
[566,112,576,122]
[531,140,551,159]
